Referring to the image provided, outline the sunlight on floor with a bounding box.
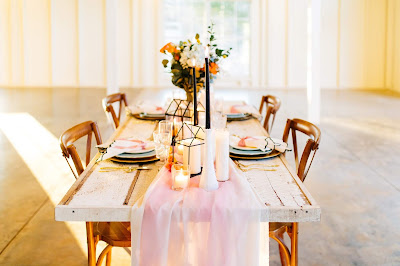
[323,117,400,142]
[0,112,131,264]
[0,112,88,253]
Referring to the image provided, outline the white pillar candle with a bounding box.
[198,113,206,128]
[182,138,202,175]
[215,129,230,181]
[177,144,184,155]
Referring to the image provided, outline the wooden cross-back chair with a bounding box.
[60,121,131,266]
[259,95,281,134]
[269,118,321,266]
[102,93,128,129]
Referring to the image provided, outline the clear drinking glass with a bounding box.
[159,120,173,135]
[153,132,171,162]
[212,112,227,130]
[214,97,224,113]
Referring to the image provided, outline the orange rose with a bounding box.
[165,154,173,171]
[160,42,176,54]
[209,62,219,75]
[174,54,180,60]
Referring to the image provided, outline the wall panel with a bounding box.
[22,0,51,86]
[339,0,366,88]
[0,0,396,91]
[320,0,339,88]
[364,0,386,88]
[78,0,104,87]
[267,0,286,87]
[117,0,132,87]
[8,0,24,85]
[51,0,78,86]
[392,0,400,92]
[287,0,307,87]
[0,0,10,84]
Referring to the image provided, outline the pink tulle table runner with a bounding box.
[131,161,269,266]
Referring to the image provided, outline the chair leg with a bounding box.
[96,245,112,266]
[290,223,299,266]
[278,244,289,266]
[86,222,97,266]
[106,248,112,266]
[270,227,291,266]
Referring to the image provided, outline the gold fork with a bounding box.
[235,162,279,168]
[240,167,277,172]
[99,166,151,173]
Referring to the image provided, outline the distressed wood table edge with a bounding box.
[55,116,321,223]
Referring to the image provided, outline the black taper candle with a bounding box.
[205,57,210,129]
[193,66,198,125]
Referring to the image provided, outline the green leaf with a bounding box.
[171,69,180,75]
[210,35,215,41]
[171,62,182,70]
[162,59,169,67]
[215,49,223,56]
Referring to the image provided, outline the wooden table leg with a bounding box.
[86,222,96,266]
[290,222,299,266]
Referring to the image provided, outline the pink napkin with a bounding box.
[230,135,288,152]
[101,138,154,160]
[228,104,262,120]
[130,161,268,266]
[127,103,165,114]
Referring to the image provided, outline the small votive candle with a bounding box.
[172,164,190,191]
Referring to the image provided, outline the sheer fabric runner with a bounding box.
[131,161,269,266]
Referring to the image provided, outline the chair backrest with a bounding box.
[259,95,281,134]
[282,118,321,182]
[102,93,128,129]
[60,121,102,177]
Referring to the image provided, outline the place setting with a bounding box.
[224,104,262,121]
[229,134,290,160]
[126,101,167,120]
[96,137,158,164]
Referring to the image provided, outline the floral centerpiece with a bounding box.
[160,24,232,102]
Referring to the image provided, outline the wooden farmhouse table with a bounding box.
[55,115,321,257]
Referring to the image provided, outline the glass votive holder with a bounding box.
[172,164,190,191]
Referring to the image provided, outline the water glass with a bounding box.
[212,112,227,130]
[158,120,173,135]
[214,97,224,113]
[153,132,171,162]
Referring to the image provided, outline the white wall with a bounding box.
[0,0,397,90]
[388,0,400,92]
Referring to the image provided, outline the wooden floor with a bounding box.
[0,87,399,265]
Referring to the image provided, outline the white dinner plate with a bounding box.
[230,143,270,151]
[120,146,155,154]
[115,150,156,159]
[229,147,272,156]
